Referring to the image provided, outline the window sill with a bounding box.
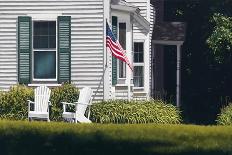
[28,84,61,87]
[115,84,134,87]
[133,87,144,90]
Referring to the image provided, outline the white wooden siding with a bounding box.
[149,3,155,97]
[0,0,104,101]
[126,0,148,37]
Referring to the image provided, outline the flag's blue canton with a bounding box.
[106,23,116,42]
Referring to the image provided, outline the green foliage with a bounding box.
[91,100,181,124]
[207,13,232,63]
[216,103,232,125]
[0,83,79,121]
[50,83,79,121]
[0,85,34,120]
[1,120,232,155]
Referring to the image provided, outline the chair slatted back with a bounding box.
[76,87,92,115]
[34,86,51,112]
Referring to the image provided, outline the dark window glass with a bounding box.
[134,42,144,63]
[33,21,56,49]
[119,23,126,49]
[119,23,126,78]
[34,51,56,79]
[133,66,144,87]
[33,36,48,49]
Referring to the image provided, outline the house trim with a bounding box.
[152,40,184,46]
[111,3,150,33]
[103,0,111,100]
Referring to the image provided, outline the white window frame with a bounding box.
[32,19,58,82]
[133,41,145,89]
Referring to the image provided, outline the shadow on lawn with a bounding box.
[0,131,231,155]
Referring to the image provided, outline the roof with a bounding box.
[152,22,186,42]
[111,0,150,33]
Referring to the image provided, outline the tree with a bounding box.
[207,13,232,63]
[164,0,232,124]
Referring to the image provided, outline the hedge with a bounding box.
[1,120,232,155]
[91,100,181,124]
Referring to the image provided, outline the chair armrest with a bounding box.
[74,102,91,106]
[28,100,34,112]
[61,102,76,106]
[61,102,75,113]
[27,100,35,104]
[48,101,52,106]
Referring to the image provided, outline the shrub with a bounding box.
[217,103,232,125]
[50,83,79,121]
[91,100,182,124]
[0,83,79,121]
[0,85,34,120]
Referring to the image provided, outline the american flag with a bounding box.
[106,22,133,70]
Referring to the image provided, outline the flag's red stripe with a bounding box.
[106,37,122,52]
[106,42,124,58]
[107,46,133,70]
[106,39,124,57]
[106,40,133,69]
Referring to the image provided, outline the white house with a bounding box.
[0,0,155,101]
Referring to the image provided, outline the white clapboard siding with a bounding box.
[126,0,148,37]
[0,0,104,101]
[149,3,155,96]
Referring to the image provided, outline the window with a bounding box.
[118,23,126,79]
[33,21,57,80]
[133,42,144,87]
[18,16,71,84]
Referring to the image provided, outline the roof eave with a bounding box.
[111,4,150,33]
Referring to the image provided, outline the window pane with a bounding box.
[119,60,126,78]
[34,51,56,79]
[119,23,126,78]
[134,43,139,52]
[33,22,40,36]
[134,53,138,63]
[134,42,144,63]
[34,22,48,35]
[33,21,56,49]
[49,36,56,48]
[119,23,126,49]
[33,36,48,49]
[49,22,56,35]
[133,66,144,87]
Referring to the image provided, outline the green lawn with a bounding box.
[0,120,232,155]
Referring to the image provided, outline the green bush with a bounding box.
[91,100,181,124]
[0,83,79,121]
[1,120,232,155]
[0,85,34,120]
[217,103,232,125]
[50,83,79,121]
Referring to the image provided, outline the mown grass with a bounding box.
[0,120,232,155]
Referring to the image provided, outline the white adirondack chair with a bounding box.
[28,85,51,122]
[62,87,93,123]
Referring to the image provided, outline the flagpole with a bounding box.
[105,19,108,69]
[128,64,131,101]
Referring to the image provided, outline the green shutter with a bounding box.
[58,16,71,83]
[18,16,32,84]
[112,16,118,85]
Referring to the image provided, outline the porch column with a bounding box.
[176,44,181,107]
